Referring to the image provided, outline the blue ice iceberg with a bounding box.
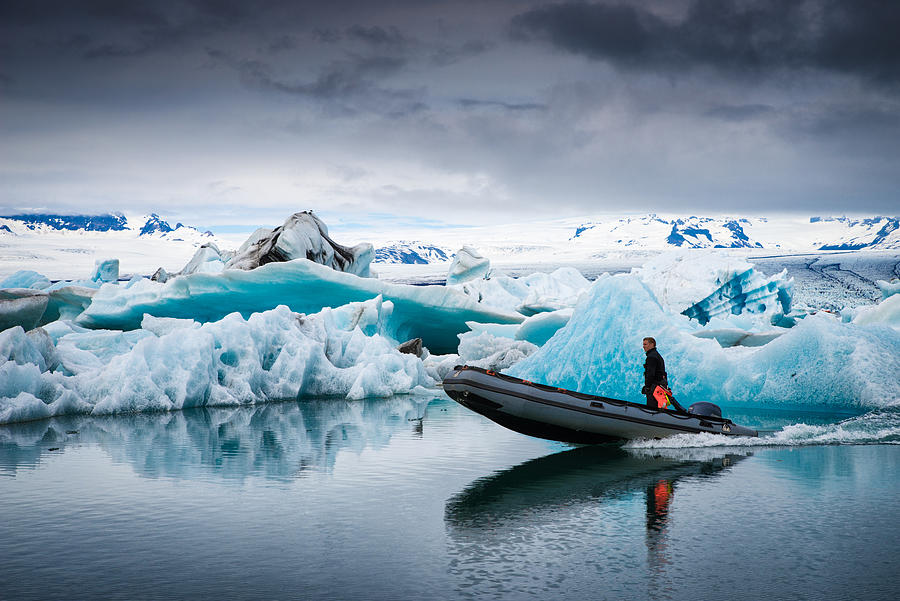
[91,258,119,283]
[877,279,900,300]
[76,258,522,354]
[1,270,51,290]
[508,274,900,409]
[633,251,792,326]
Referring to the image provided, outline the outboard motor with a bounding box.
[688,402,722,419]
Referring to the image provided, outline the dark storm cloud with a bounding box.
[345,25,412,49]
[430,40,495,67]
[1,0,263,59]
[511,0,900,86]
[206,48,427,116]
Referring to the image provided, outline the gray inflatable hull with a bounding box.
[443,366,758,444]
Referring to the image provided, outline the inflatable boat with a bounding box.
[443,365,758,443]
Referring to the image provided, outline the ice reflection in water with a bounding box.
[0,395,432,481]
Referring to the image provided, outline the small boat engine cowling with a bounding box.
[688,402,722,418]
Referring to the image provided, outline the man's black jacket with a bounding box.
[644,347,668,390]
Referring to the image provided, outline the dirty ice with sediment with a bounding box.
[1,211,899,446]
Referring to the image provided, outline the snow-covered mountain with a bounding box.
[3,212,898,277]
[374,241,453,264]
[0,212,213,242]
[570,215,900,251]
[0,212,229,279]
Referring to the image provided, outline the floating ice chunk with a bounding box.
[91,258,119,283]
[508,274,900,409]
[464,308,573,347]
[853,294,900,330]
[179,243,226,275]
[446,246,490,285]
[464,321,520,339]
[226,211,374,277]
[422,330,538,382]
[75,259,522,354]
[518,268,591,315]
[692,329,785,348]
[451,267,591,315]
[877,279,900,300]
[458,331,538,371]
[1,270,50,290]
[0,289,49,332]
[515,308,573,346]
[0,301,436,425]
[633,251,792,325]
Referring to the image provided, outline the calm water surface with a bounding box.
[1,395,897,601]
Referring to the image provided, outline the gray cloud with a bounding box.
[511,0,900,87]
[1,0,898,223]
[706,103,774,122]
[207,48,426,116]
[457,98,547,112]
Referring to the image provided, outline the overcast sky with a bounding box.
[2,0,898,230]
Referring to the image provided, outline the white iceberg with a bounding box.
[451,266,591,315]
[179,243,227,275]
[1,297,434,425]
[446,246,490,285]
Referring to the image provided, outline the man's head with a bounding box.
[642,337,656,351]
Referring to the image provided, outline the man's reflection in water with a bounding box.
[645,478,675,600]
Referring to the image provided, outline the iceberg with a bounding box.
[877,279,900,300]
[451,267,591,315]
[225,211,373,277]
[179,243,227,275]
[508,274,900,410]
[632,251,792,326]
[446,246,490,285]
[853,294,900,330]
[90,258,119,283]
[75,258,522,354]
[0,289,49,332]
[1,270,51,290]
[0,298,434,425]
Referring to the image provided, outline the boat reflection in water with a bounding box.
[444,445,749,598]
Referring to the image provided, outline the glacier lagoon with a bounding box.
[1,395,897,601]
[2,239,899,600]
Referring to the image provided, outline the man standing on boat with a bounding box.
[641,337,667,409]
